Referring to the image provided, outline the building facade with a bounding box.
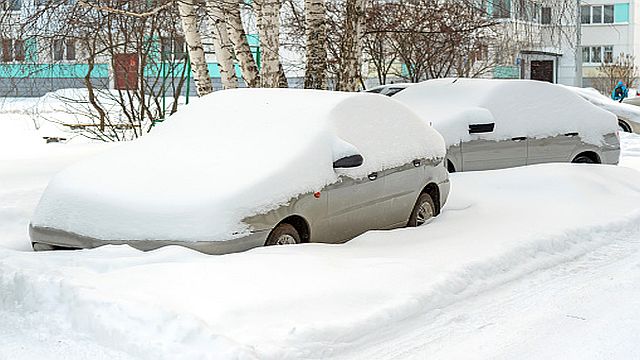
[0,0,260,97]
[579,1,637,87]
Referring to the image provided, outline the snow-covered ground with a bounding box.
[2,115,640,358]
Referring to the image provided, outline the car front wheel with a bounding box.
[408,193,436,227]
[572,155,596,164]
[265,223,301,246]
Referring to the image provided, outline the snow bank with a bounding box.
[31,88,445,242]
[394,78,617,146]
[4,161,640,359]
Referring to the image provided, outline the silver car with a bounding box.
[565,85,640,134]
[394,79,620,172]
[30,89,450,255]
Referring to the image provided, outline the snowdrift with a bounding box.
[4,162,640,359]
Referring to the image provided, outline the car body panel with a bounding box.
[31,159,451,253]
[527,134,580,164]
[461,137,527,171]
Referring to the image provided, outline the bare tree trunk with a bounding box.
[337,0,365,91]
[256,0,284,87]
[177,0,214,96]
[304,0,327,89]
[206,0,238,89]
[225,0,260,87]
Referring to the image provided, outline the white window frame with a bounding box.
[582,5,615,25]
[582,45,614,65]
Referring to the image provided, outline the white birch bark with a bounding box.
[224,0,260,87]
[256,0,284,87]
[205,0,238,89]
[176,0,213,96]
[304,0,327,89]
[337,0,365,91]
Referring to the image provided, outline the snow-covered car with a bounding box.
[29,89,450,254]
[564,85,640,134]
[365,83,413,97]
[394,79,621,172]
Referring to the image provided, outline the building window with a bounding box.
[2,39,12,62]
[582,46,591,63]
[53,39,64,60]
[581,5,616,24]
[591,46,602,63]
[493,0,511,19]
[592,6,602,23]
[2,0,21,11]
[541,7,551,24]
[160,36,186,61]
[583,46,614,64]
[65,39,75,60]
[14,39,24,61]
[580,6,591,24]
[53,39,75,61]
[604,5,614,23]
[604,46,613,63]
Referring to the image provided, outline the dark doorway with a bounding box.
[530,60,554,83]
[113,53,139,90]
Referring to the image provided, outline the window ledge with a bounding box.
[582,22,629,26]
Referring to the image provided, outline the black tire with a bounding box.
[572,155,596,164]
[619,120,632,133]
[408,193,436,227]
[265,223,301,246]
[447,160,456,173]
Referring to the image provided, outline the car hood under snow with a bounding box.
[31,89,445,242]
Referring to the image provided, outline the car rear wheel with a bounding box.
[408,193,436,227]
[619,120,632,133]
[265,223,301,246]
[572,155,596,164]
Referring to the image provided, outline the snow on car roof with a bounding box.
[394,78,617,146]
[562,85,640,125]
[31,88,445,242]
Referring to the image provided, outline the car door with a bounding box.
[461,123,527,171]
[527,133,580,164]
[325,171,387,243]
[382,160,424,228]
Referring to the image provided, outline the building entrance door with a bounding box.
[530,60,554,83]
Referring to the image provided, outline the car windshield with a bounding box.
[386,87,406,96]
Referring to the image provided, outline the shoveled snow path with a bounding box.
[334,216,640,359]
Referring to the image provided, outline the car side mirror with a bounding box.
[469,123,495,134]
[333,154,364,169]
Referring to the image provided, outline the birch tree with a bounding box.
[205,0,238,89]
[304,0,327,89]
[256,0,285,87]
[224,0,260,87]
[337,0,365,91]
[177,0,214,96]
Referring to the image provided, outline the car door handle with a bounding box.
[511,137,527,142]
[368,172,378,181]
[564,132,578,137]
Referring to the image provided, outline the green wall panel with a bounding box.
[615,3,629,23]
[0,63,109,79]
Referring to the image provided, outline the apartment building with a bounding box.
[0,0,260,97]
[579,1,636,87]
